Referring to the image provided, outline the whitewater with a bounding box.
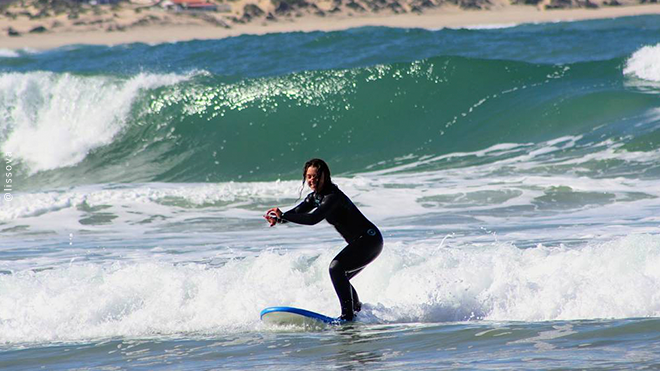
[2,14,660,370]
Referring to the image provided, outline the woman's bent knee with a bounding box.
[329,259,342,277]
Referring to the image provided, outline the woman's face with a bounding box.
[305,166,323,192]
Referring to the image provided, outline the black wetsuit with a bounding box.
[282,184,383,320]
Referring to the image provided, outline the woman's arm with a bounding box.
[282,193,339,225]
[264,194,315,226]
[288,195,315,215]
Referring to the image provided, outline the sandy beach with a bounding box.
[2,2,660,50]
[3,1,660,50]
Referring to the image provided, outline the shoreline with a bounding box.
[2,3,660,50]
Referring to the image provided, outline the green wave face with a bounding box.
[5,55,660,189]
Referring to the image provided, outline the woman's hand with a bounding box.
[264,207,282,227]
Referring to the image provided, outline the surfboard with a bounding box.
[260,306,342,326]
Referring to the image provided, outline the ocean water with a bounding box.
[2,15,660,370]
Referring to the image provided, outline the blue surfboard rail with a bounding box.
[260,306,342,325]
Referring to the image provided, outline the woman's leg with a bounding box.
[347,272,362,312]
[329,232,383,320]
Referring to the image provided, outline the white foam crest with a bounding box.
[0,180,302,221]
[0,71,189,173]
[0,248,341,344]
[526,138,660,172]
[364,142,533,176]
[363,135,660,187]
[0,175,437,228]
[3,162,659,230]
[0,49,20,58]
[361,234,660,323]
[459,23,520,30]
[624,43,660,82]
[3,234,660,344]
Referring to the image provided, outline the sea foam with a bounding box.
[624,43,660,82]
[1,234,659,344]
[0,72,190,174]
[0,49,20,58]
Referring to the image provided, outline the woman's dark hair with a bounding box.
[300,158,332,196]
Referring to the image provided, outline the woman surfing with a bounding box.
[265,158,383,321]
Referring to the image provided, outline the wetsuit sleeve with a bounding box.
[281,193,340,225]
[289,194,315,214]
[276,194,314,224]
